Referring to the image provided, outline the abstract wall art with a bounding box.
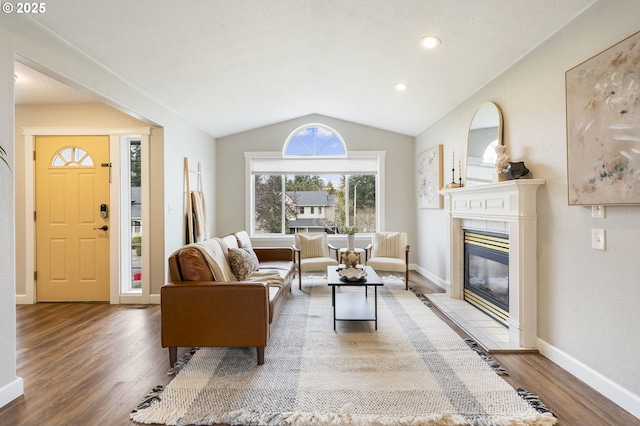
[566,30,640,205]
[417,144,443,209]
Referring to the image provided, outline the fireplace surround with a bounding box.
[441,179,545,349]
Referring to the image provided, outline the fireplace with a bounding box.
[441,179,545,349]
[464,231,509,326]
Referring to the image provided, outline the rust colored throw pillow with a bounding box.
[228,247,259,280]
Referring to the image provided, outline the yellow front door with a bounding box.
[35,136,110,302]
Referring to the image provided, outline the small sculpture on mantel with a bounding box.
[495,145,510,174]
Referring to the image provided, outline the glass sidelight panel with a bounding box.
[129,141,142,290]
[121,139,142,293]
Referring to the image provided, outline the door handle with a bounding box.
[93,225,109,231]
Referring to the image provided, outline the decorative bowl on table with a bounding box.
[338,266,367,282]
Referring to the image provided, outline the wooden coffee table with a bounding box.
[326,265,384,330]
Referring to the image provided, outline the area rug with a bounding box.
[131,278,557,425]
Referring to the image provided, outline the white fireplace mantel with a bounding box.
[440,179,545,349]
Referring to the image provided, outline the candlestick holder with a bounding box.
[446,167,461,188]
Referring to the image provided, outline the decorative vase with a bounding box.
[347,234,355,250]
[502,161,529,180]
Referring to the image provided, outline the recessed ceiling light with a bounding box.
[420,36,441,49]
[394,82,409,91]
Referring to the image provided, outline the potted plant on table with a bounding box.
[345,226,356,250]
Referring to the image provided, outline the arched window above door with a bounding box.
[51,146,94,167]
[283,124,347,158]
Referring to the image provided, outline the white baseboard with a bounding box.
[15,294,30,305]
[0,377,24,409]
[16,293,161,305]
[410,264,447,291]
[537,338,640,420]
[119,293,161,304]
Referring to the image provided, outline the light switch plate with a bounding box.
[592,229,605,250]
[592,205,605,219]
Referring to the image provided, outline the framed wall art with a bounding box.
[566,30,640,205]
[417,144,443,209]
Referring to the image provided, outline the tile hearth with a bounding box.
[426,293,538,353]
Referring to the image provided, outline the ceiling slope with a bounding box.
[18,0,595,137]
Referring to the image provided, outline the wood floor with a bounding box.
[1,271,637,425]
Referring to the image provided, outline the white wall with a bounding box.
[216,114,415,251]
[415,0,640,416]
[0,14,215,407]
[0,27,21,409]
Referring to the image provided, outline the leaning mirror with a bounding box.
[465,102,503,186]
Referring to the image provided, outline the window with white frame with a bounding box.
[246,124,385,236]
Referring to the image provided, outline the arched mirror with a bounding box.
[465,102,503,186]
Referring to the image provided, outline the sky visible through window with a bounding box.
[285,126,346,156]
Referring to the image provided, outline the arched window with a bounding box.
[248,123,384,236]
[283,124,347,157]
[51,146,94,167]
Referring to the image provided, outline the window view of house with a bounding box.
[286,190,338,233]
[253,173,376,235]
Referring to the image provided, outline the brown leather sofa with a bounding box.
[161,231,295,366]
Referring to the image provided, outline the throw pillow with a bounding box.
[372,232,401,258]
[228,247,259,280]
[235,231,253,249]
[298,234,325,259]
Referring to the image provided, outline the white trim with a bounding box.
[15,294,29,304]
[118,137,132,298]
[245,154,252,234]
[377,153,386,231]
[537,338,640,420]
[412,264,447,290]
[109,135,121,304]
[22,127,151,136]
[119,291,159,305]
[249,156,379,174]
[0,377,24,408]
[139,133,151,304]
[18,126,152,305]
[19,135,35,304]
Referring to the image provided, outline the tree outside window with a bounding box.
[253,173,376,234]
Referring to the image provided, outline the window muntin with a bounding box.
[51,146,94,167]
[283,124,347,157]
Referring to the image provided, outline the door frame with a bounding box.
[19,126,151,304]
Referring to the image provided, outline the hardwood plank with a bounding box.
[409,271,640,426]
[0,275,637,425]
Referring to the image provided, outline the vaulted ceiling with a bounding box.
[16,0,595,138]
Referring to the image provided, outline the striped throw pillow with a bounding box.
[372,232,400,258]
[299,234,326,259]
